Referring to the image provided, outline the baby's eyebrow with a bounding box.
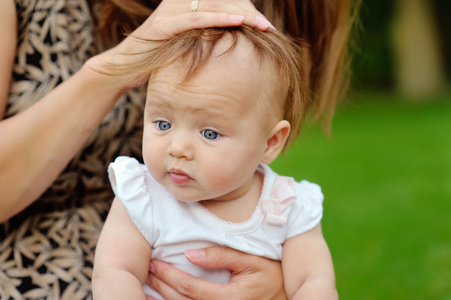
[194,108,233,127]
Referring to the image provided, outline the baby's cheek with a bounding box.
[144,147,165,179]
[205,163,238,189]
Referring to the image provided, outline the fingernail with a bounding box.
[256,16,270,29]
[185,249,205,260]
[149,262,155,273]
[229,15,245,22]
[269,22,276,30]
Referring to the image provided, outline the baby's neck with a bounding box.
[199,171,263,223]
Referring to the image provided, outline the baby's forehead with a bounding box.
[147,39,287,133]
[152,35,276,91]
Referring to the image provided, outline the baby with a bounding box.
[93,26,337,299]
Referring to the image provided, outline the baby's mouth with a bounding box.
[168,170,193,185]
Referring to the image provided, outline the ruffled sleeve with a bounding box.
[108,156,154,243]
[285,180,324,239]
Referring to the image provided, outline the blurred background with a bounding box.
[271,0,451,299]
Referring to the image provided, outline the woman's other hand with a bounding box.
[147,247,287,300]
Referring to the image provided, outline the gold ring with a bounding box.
[191,0,199,12]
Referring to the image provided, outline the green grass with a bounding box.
[270,92,451,300]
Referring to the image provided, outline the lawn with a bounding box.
[270,92,451,300]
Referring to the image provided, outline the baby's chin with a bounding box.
[165,186,210,203]
[159,178,227,203]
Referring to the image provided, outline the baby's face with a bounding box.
[143,38,278,202]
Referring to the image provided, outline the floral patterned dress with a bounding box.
[0,0,144,299]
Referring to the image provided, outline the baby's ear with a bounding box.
[261,120,290,164]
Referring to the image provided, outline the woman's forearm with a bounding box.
[0,62,125,222]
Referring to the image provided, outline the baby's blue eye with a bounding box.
[202,129,220,140]
[157,121,171,131]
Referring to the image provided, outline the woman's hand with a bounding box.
[139,0,274,40]
[87,0,274,89]
[147,247,287,300]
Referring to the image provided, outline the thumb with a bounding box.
[185,246,257,273]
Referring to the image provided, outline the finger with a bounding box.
[254,15,275,31]
[179,12,272,32]
[189,0,273,30]
[185,247,262,273]
[147,272,193,300]
[146,12,244,39]
[178,0,259,16]
[150,259,238,300]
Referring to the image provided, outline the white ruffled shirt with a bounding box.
[108,156,324,299]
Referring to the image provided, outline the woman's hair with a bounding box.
[92,0,360,134]
[90,0,156,48]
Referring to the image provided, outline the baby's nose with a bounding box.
[167,132,194,160]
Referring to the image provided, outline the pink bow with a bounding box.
[261,177,297,225]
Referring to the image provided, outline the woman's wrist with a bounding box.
[82,54,135,98]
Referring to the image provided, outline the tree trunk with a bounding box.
[392,0,445,98]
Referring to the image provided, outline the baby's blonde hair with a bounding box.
[110,26,307,149]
